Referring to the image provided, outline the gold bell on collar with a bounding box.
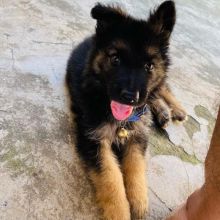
[117,127,128,138]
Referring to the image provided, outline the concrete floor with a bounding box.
[0,0,220,219]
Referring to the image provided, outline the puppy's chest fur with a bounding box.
[87,113,152,147]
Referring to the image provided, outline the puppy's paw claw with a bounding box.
[172,108,187,122]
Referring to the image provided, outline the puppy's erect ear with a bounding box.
[148,1,176,39]
[91,3,125,33]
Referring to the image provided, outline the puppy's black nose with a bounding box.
[120,89,139,103]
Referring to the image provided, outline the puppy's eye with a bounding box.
[144,63,154,72]
[110,55,120,66]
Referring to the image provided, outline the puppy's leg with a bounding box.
[149,97,171,128]
[122,142,148,219]
[159,85,187,122]
[89,139,130,220]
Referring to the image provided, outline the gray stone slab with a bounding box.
[0,0,219,219]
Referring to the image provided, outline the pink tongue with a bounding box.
[110,100,133,121]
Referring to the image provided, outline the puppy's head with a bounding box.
[91,1,176,120]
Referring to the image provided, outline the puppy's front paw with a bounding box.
[171,107,187,122]
[130,195,148,220]
[158,111,170,128]
[156,109,171,128]
[102,200,131,220]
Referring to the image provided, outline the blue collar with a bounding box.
[127,104,149,122]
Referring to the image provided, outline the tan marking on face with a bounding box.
[122,142,148,218]
[89,139,130,220]
[113,39,128,50]
[146,46,159,56]
[93,51,105,73]
[93,39,129,74]
[107,48,117,56]
[147,56,166,92]
[107,40,128,57]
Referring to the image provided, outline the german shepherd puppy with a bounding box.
[66,1,186,219]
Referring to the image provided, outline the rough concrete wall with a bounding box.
[0,0,220,219]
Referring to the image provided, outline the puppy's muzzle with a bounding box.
[120,89,139,104]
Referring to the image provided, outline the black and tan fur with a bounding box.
[66,1,186,219]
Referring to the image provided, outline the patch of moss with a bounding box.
[6,158,26,173]
[149,128,201,165]
[0,147,35,177]
[6,158,35,176]
[0,148,17,162]
[194,105,216,136]
[183,116,201,139]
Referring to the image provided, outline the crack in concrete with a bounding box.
[0,109,8,112]
[181,160,191,194]
[3,32,15,70]
[149,187,173,212]
[32,40,71,46]
[3,33,10,40]
[10,48,15,69]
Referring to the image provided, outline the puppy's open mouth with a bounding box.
[110,100,133,121]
